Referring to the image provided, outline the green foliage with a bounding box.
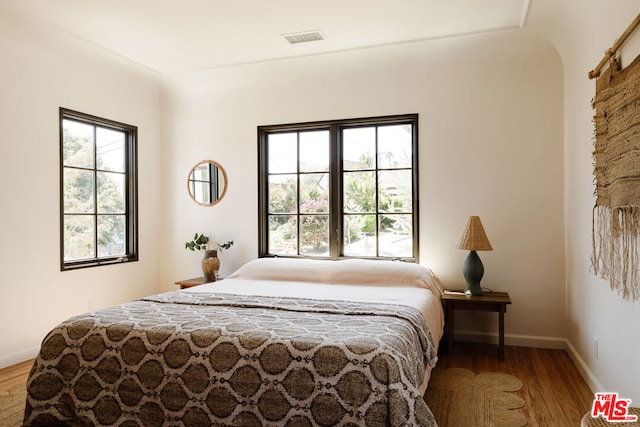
[344,172,375,212]
[363,215,376,234]
[300,199,329,250]
[379,214,396,230]
[281,218,297,240]
[269,178,297,213]
[185,233,209,251]
[218,240,234,252]
[359,151,374,169]
[344,216,363,242]
[185,233,234,253]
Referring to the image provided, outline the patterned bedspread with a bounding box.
[24,291,438,426]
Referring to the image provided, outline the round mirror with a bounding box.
[187,160,228,206]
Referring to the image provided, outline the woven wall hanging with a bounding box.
[592,54,640,301]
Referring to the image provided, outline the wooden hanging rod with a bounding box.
[589,13,640,79]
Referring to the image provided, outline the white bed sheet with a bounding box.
[182,259,444,394]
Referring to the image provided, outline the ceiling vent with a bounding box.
[282,30,325,44]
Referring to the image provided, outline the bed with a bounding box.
[23,258,444,426]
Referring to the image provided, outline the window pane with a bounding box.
[269,215,297,255]
[268,133,297,173]
[192,163,211,181]
[343,214,377,256]
[192,181,212,204]
[269,174,298,213]
[300,130,329,172]
[344,171,376,213]
[379,214,413,257]
[98,215,126,257]
[64,168,94,213]
[62,120,94,168]
[63,215,95,260]
[343,127,375,171]
[259,115,417,261]
[97,128,125,172]
[300,173,329,213]
[300,215,329,256]
[378,170,412,213]
[61,108,137,270]
[97,172,125,213]
[377,124,412,169]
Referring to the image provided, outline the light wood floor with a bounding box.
[0,359,32,396]
[1,343,594,426]
[435,341,595,426]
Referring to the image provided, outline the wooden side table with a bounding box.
[442,290,512,361]
[175,277,214,289]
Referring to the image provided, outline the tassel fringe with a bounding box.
[592,205,640,301]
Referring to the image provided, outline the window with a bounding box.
[258,114,418,261]
[60,108,138,270]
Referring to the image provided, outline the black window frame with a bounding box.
[60,108,138,271]
[258,114,419,262]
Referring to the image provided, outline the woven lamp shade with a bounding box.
[456,216,493,251]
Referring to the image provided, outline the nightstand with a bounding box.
[441,290,512,361]
[175,277,214,289]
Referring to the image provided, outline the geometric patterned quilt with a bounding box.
[23,291,437,426]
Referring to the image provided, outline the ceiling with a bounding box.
[1,0,529,75]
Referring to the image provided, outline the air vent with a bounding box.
[282,30,325,44]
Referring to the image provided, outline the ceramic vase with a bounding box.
[201,250,220,282]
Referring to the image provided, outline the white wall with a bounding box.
[10,0,635,404]
[162,30,565,345]
[527,0,640,403]
[0,7,164,367]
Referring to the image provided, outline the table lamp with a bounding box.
[456,216,493,296]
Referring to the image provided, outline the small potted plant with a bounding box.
[185,233,233,282]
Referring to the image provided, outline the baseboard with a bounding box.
[454,330,603,394]
[564,340,603,394]
[0,347,39,370]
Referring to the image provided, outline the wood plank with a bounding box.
[435,342,594,426]
[0,359,33,395]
